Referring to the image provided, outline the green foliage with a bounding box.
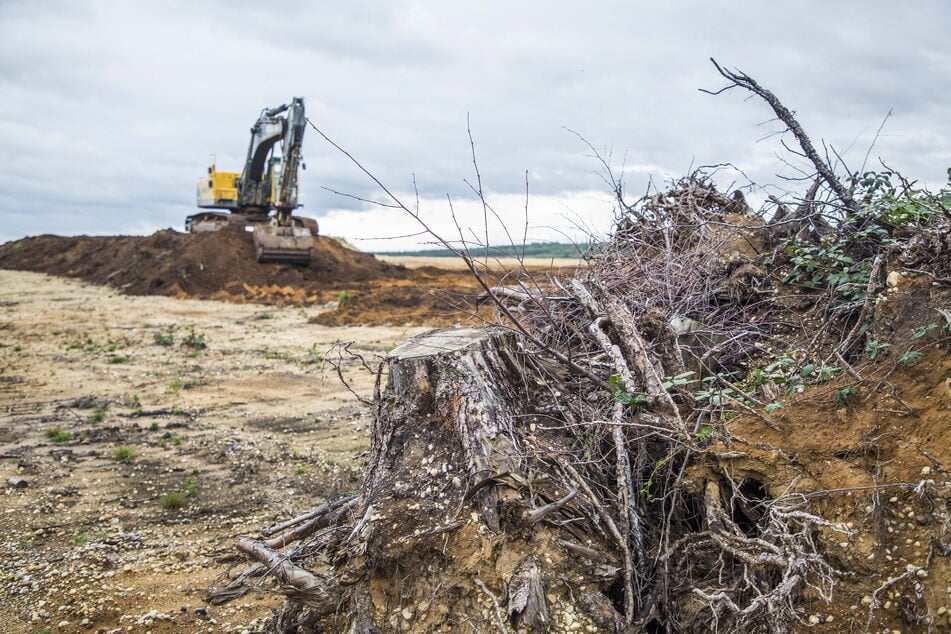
[111,446,135,462]
[68,532,90,546]
[306,344,324,367]
[897,350,923,366]
[153,331,174,346]
[336,291,351,307]
[90,408,107,423]
[864,340,891,360]
[374,241,586,259]
[661,372,697,391]
[608,374,647,406]
[641,456,669,501]
[181,328,206,350]
[166,377,182,393]
[45,427,71,443]
[851,170,948,227]
[835,386,856,407]
[107,355,130,364]
[160,491,187,510]
[17,535,36,550]
[765,402,785,414]
[253,311,272,320]
[779,238,872,301]
[161,476,197,510]
[292,465,308,475]
[912,323,938,340]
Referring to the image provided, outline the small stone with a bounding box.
[861,595,873,606]
[921,466,932,476]
[401,607,413,620]
[825,615,834,622]
[808,615,820,624]
[937,606,947,615]
[916,569,928,578]
[6,476,27,488]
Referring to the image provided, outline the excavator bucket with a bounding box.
[252,224,316,265]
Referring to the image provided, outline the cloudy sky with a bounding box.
[1,1,948,251]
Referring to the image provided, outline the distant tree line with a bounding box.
[374,242,596,259]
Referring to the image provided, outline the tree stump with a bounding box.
[255,326,622,633]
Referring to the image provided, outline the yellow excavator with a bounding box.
[187,97,318,264]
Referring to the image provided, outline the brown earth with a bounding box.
[0,229,578,328]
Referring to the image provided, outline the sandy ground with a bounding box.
[0,270,428,633]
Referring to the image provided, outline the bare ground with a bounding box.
[0,270,429,633]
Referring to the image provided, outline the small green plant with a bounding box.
[131,393,141,409]
[662,372,697,391]
[765,402,785,414]
[45,427,71,443]
[292,465,308,475]
[153,331,174,346]
[835,386,857,407]
[608,374,647,406]
[183,476,198,494]
[90,408,107,423]
[166,377,182,393]
[897,350,924,366]
[694,426,714,443]
[912,323,938,340]
[335,291,351,307]
[181,328,207,350]
[864,340,892,360]
[13,241,23,252]
[253,311,272,320]
[111,446,135,462]
[107,355,130,364]
[641,456,669,501]
[149,421,159,431]
[17,535,36,550]
[172,434,183,446]
[160,491,187,510]
[306,344,324,367]
[68,532,90,546]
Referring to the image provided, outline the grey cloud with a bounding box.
[0,1,948,246]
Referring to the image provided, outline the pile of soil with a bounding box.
[0,229,486,326]
[0,227,406,298]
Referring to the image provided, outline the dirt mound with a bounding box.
[0,227,409,301]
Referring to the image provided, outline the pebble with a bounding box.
[807,615,820,624]
[921,466,932,476]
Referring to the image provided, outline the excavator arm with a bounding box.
[189,97,318,264]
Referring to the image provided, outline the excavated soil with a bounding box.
[0,229,506,327]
